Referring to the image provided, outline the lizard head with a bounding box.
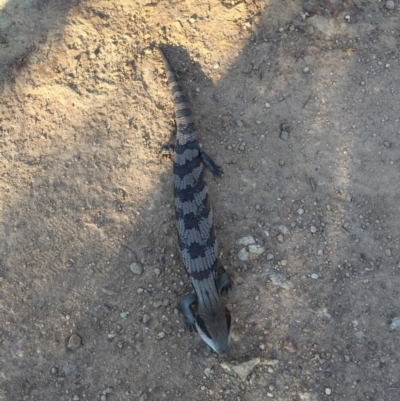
[195,306,232,356]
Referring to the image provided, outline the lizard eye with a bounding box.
[196,316,212,339]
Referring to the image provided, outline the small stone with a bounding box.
[347,194,352,202]
[311,273,319,279]
[277,234,284,243]
[280,131,289,141]
[326,205,331,211]
[120,311,129,319]
[143,314,150,324]
[280,260,287,266]
[317,249,323,256]
[390,317,400,330]
[256,120,262,124]
[384,141,392,148]
[213,62,220,69]
[163,326,172,334]
[278,225,290,235]
[153,299,163,308]
[129,262,143,275]
[310,226,317,233]
[278,159,285,166]
[236,119,243,127]
[386,0,395,10]
[325,388,332,395]
[73,395,79,401]
[303,66,310,73]
[265,102,271,108]
[67,334,82,350]
[154,268,161,275]
[238,248,249,262]
[297,208,304,215]
[158,332,166,339]
[267,254,274,260]
[238,236,256,245]
[385,249,392,257]
[101,396,106,401]
[196,87,200,93]
[248,244,265,260]
[255,204,261,210]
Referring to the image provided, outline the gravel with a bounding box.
[130,262,143,275]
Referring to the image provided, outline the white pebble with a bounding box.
[310,226,317,233]
[317,249,323,256]
[311,273,319,279]
[265,102,271,108]
[297,208,304,215]
[386,0,395,10]
[238,236,255,245]
[130,262,143,275]
[248,245,265,260]
[325,387,332,395]
[238,248,249,262]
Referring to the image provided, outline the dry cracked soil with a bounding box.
[1,0,400,400]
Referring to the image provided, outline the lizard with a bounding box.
[159,45,232,356]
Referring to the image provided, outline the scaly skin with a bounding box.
[159,45,232,355]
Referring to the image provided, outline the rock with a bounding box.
[67,334,82,350]
[130,262,143,275]
[386,0,395,10]
[236,119,243,127]
[317,249,323,256]
[303,66,310,73]
[220,358,278,380]
[267,254,274,260]
[383,140,392,148]
[248,244,265,260]
[238,248,249,261]
[280,130,289,141]
[153,299,163,308]
[325,388,332,395]
[277,234,284,243]
[143,314,150,324]
[269,269,291,289]
[307,15,336,38]
[385,249,392,257]
[310,226,317,233]
[265,102,271,108]
[237,236,255,245]
[390,317,400,330]
[163,326,172,334]
[299,393,318,401]
[120,311,129,319]
[311,273,319,279]
[297,208,304,215]
[278,225,290,235]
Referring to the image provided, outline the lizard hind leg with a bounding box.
[161,144,175,158]
[200,149,224,177]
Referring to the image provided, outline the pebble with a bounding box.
[317,249,323,256]
[213,62,220,69]
[311,273,319,279]
[248,245,265,260]
[278,159,285,166]
[120,311,129,319]
[163,326,172,334]
[238,248,249,262]
[269,270,291,290]
[195,87,200,93]
[237,236,256,245]
[303,66,310,73]
[158,332,166,339]
[154,268,161,275]
[143,314,150,324]
[310,226,317,233]
[325,388,332,395]
[280,260,288,266]
[67,334,82,350]
[385,249,392,257]
[278,225,290,235]
[265,102,271,108]
[384,141,392,148]
[267,254,274,260]
[277,234,284,243]
[297,208,304,215]
[129,262,143,275]
[153,299,163,308]
[280,130,289,141]
[236,119,243,127]
[73,395,79,401]
[386,0,395,10]
[390,317,400,330]
[255,204,261,210]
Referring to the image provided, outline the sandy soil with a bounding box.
[1,0,400,400]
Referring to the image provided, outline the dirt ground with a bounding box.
[1,0,400,400]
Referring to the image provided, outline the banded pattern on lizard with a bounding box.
[159,45,232,356]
